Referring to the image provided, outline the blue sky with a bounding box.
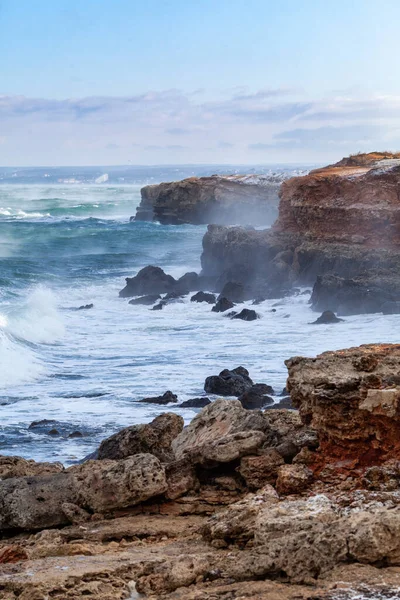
[0,0,399,165]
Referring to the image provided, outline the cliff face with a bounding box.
[276,156,400,249]
[135,174,283,225]
[201,153,400,293]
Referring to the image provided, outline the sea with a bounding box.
[0,164,399,466]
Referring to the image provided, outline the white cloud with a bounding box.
[0,90,399,165]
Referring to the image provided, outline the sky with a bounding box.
[0,0,400,166]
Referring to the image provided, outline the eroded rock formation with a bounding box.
[201,153,400,308]
[135,174,284,225]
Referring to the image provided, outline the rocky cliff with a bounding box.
[201,153,400,307]
[135,174,285,225]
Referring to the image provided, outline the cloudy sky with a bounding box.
[1,0,400,166]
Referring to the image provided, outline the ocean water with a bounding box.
[1,172,399,465]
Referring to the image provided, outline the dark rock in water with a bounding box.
[218,282,245,303]
[77,304,93,310]
[280,386,288,396]
[179,397,211,408]
[238,387,274,410]
[204,367,253,397]
[119,266,176,298]
[232,309,259,321]
[68,431,83,439]
[212,297,235,313]
[29,419,57,430]
[264,396,294,410]
[97,413,183,462]
[164,291,188,300]
[311,310,344,324]
[48,429,60,436]
[224,311,237,318]
[191,291,216,304]
[176,272,199,292]
[152,301,166,311]
[128,294,161,306]
[252,297,266,305]
[140,391,178,405]
[252,383,275,395]
[381,300,400,314]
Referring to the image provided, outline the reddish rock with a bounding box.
[238,450,284,489]
[0,545,28,563]
[286,343,400,470]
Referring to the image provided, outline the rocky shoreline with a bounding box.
[1,344,400,598]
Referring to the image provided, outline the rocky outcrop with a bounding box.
[286,343,400,468]
[135,174,284,225]
[201,153,400,307]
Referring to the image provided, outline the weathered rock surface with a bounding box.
[97,413,183,462]
[135,174,283,225]
[286,343,400,467]
[172,399,270,462]
[0,456,64,480]
[0,454,167,531]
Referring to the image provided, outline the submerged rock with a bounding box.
[204,367,253,396]
[128,294,161,305]
[77,303,94,310]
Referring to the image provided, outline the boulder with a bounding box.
[310,310,344,324]
[119,266,176,298]
[232,308,259,321]
[165,458,199,500]
[0,454,167,531]
[172,399,270,462]
[97,413,183,462]
[190,291,216,304]
[211,297,235,313]
[128,294,161,305]
[140,391,178,405]
[176,272,200,292]
[204,367,253,396]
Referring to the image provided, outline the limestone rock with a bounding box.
[97,413,183,462]
[238,450,284,489]
[172,399,270,462]
[0,456,63,480]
